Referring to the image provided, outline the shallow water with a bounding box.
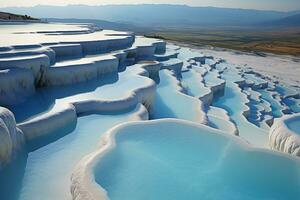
[283,97,300,113]
[7,74,118,123]
[96,121,300,200]
[17,106,144,200]
[1,25,300,200]
[213,76,268,147]
[257,89,284,118]
[181,69,210,98]
[151,70,202,122]
[8,68,152,123]
[58,69,152,101]
[276,85,298,98]
[286,116,300,136]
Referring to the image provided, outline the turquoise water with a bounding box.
[276,85,299,98]
[283,97,300,113]
[17,105,144,200]
[286,116,300,136]
[151,70,202,122]
[96,121,300,200]
[9,67,152,123]
[257,89,284,118]
[8,74,118,123]
[2,33,300,200]
[181,69,210,98]
[213,76,268,147]
[59,69,153,101]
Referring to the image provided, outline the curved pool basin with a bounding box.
[15,104,147,200]
[286,115,300,136]
[73,119,300,200]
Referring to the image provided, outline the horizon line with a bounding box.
[1,3,299,13]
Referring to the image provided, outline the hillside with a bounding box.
[47,18,144,32]
[2,4,300,56]
[47,17,300,56]
[262,13,300,27]
[0,11,38,21]
[2,4,296,27]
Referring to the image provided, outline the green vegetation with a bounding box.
[144,27,300,56]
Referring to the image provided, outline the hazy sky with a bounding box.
[0,0,299,11]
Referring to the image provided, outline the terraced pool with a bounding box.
[0,23,300,200]
[93,120,300,200]
[286,116,300,135]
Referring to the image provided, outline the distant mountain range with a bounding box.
[1,4,300,28]
[47,18,142,32]
[262,13,300,27]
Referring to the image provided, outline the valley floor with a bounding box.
[145,28,300,56]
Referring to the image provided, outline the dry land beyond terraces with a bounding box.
[145,28,300,56]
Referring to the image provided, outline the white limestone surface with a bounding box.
[196,46,300,86]
[70,65,156,114]
[14,62,157,148]
[181,68,213,106]
[130,61,161,81]
[155,51,178,61]
[207,106,239,135]
[0,23,134,50]
[44,55,119,86]
[48,43,82,58]
[161,58,183,76]
[133,37,166,60]
[153,69,207,124]
[17,103,77,145]
[0,45,56,64]
[0,68,35,106]
[203,68,225,97]
[0,54,50,83]
[0,107,25,168]
[70,118,300,200]
[269,113,300,156]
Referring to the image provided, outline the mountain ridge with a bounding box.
[262,13,300,27]
[2,4,298,27]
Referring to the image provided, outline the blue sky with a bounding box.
[1,0,299,11]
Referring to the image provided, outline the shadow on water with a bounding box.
[283,97,300,113]
[150,93,176,120]
[7,73,119,123]
[151,72,160,84]
[0,151,28,200]
[28,119,77,152]
[212,84,237,116]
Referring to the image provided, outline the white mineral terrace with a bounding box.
[269,113,300,156]
[71,119,300,200]
[0,22,299,200]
